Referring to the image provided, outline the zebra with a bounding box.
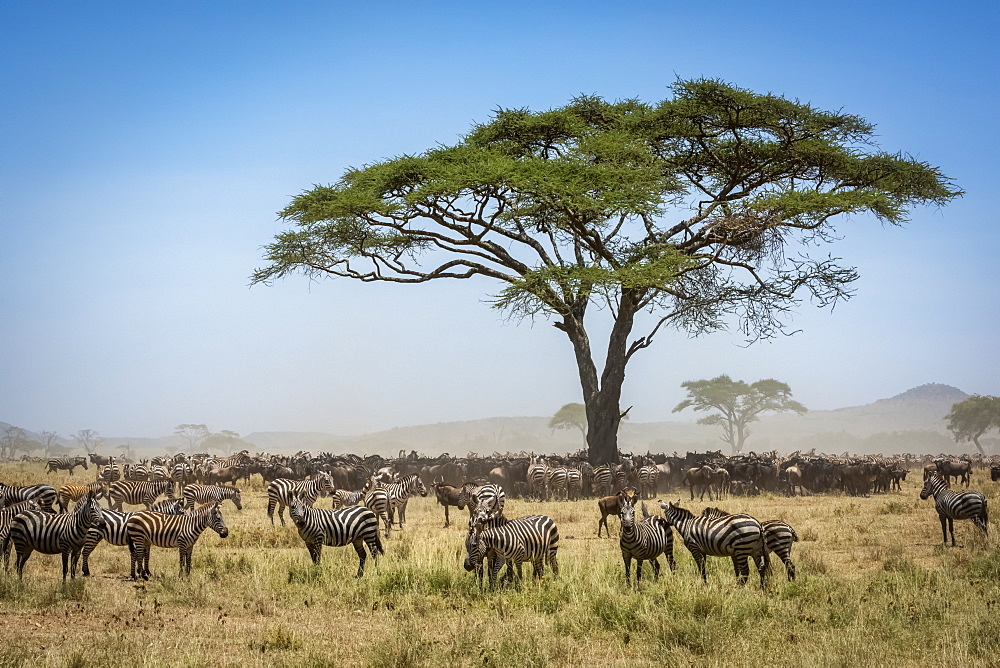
[46,456,89,476]
[546,468,569,501]
[81,503,186,576]
[658,500,769,587]
[56,482,109,513]
[0,482,57,513]
[566,467,583,501]
[6,492,105,579]
[149,498,188,514]
[331,489,365,509]
[98,459,121,483]
[183,484,242,511]
[618,497,675,585]
[702,507,799,581]
[124,461,149,481]
[637,466,660,500]
[108,480,175,511]
[0,499,41,568]
[526,459,549,500]
[467,509,559,589]
[287,496,384,577]
[171,461,194,490]
[362,487,393,538]
[920,472,989,546]
[125,502,229,579]
[458,483,506,520]
[380,473,427,528]
[591,464,615,497]
[266,473,335,526]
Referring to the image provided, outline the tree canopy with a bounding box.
[549,403,587,441]
[673,375,807,455]
[253,79,960,464]
[945,395,1000,456]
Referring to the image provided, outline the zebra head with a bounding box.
[231,488,243,511]
[920,473,945,500]
[658,500,693,526]
[289,495,308,525]
[405,474,428,497]
[76,456,89,470]
[206,503,229,538]
[619,496,636,529]
[78,492,106,530]
[456,483,478,511]
[462,524,480,572]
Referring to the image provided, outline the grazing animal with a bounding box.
[108,480,175,511]
[7,492,105,579]
[183,484,242,511]
[362,487,393,538]
[527,459,549,500]
[266,474,335,526]
[591,464,616,498]
[597,488,636,537]
[919,472,988,546]
[149,499,187,514]
[88,453,113,467]
[287,496,383,577]
[458,483,506,521]
[546,467,569,501]
[637,466,660,500]
[0,483,57,513]
[566,468,583,501]
[618,498,675,585]
[56,482,109,513]
[683,466,717,501]
[331,489,366,509]
[430,479,467,528]
[46,456,89,476]
[81,504,186,576]
[0,499,41,567]
[702,507,799,581]
[658,500,769,587]
[125,502,229,579]
[381,473,428,528]
[466,510,559,589]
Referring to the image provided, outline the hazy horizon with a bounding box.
[2,3,997,441]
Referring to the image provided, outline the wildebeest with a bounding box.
[430,477,468,528]
[597,488,636,537]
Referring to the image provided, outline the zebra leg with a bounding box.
[665,548,676,571]
[353,540,367,578]
[635,560,643,585]
[938,515,948,545]
[948,517,957,547]
[693,552,708,582]
[277,503,286,527]
[267,498,276,525]
[15,546,32,578]
[622,553,632,585]
[62,550,71,580]
[733,556,750,586]
[651,558,661,581]
[307,541,322,565]
[784,555,796,581]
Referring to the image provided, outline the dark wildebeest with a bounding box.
[683,466,717,501]
[784,466,804,497]
[597,488,636,537]
[935,459,972,488]
[430,477,468,528]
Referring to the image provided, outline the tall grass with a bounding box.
[2,462,999,666]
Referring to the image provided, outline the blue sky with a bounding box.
[1,1,997,438]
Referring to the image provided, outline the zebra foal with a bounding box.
[288,496,383,577]
[6,492,104,579]
[126,502,229,579]
[183,484,242,511]
[920,472,988,546]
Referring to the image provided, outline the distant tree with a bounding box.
[252,78,960,465]
[203,430,250,455]
[549,403,588,444]
[945,395,1000,457]
[73,429,101,455]
[175,424,210,453]
[116,443,137,461]
[673,376,807,455]
[46,443,75,457]
[1,426,27,459]
[39,431,60,456]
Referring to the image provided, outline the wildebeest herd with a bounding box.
[1,449,994,587]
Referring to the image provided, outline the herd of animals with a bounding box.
[0,449,996,588]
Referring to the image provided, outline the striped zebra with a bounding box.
[288,496,383,577]
[920,472,989,546]
[658,500,769,587]
[108,480,175,511]
[591,464,615,497]
[81,503,186,576]
[381,473,427,528]
[266,473,335,526]
[458,483,506,520]
[172,462,194,490]
[46,456,89,476]
[123,461,149,481]
[566,468,583,501]
[0,499,41,568]
[546,468,569,501]
[125,502,229,579]
[0,482,57,513]
[150,499,187,514]
[619,498,675,585]
[702,507,799,581]
[467,510,559,589]
[209,451,252,469]
[526,459,549,500]
[331,489,365,509]
[56,482,109,513]
[183,484,242,511]
[6,492,105,579]
[98,460,121,483]
[636,466,659,500]
[363,488,392,538]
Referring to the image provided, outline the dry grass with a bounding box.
[2,461,1000,666]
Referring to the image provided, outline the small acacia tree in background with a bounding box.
[253,78,960,465]
[549,403,588,445]
[945,395,1000,457]
[175,424,210,454]
[674,375,806,455]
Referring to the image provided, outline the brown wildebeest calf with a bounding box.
[597,488,636,537]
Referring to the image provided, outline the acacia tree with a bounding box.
[73,429,101,456]
[549,403,588,445]
[673,375,806,455]
[252,79,960,465]
[945,395,1000,457]
[175,424,210,454]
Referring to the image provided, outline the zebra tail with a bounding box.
[789,526,800,542]
[372,526,385,557]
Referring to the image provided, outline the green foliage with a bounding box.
[673,375,807,453]
[945,395,1000,455]
[548,403,587,436]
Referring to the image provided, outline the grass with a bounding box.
[2,462,1000,666]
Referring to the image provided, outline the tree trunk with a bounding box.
[973,436,986,457]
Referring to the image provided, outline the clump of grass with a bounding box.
[366,622,431,668]
[480,636,548,668]
[879,500,911,515]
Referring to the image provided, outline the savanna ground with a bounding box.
[2,461,1000,667]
